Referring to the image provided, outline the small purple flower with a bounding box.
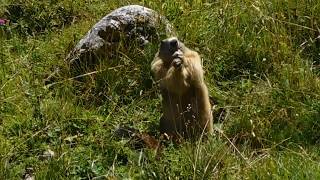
[0,19,8,26]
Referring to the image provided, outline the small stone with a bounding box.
[23,167,35,180]
[39,149,55,160]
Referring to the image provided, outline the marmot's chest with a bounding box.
[161,86,196,106]
[160,66,191,95]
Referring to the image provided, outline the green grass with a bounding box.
[1,0,320,179]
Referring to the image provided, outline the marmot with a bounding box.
[151,37,213,139]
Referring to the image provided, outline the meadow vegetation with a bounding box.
[1,0,320,179]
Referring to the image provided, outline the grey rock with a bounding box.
[66,5,175,73]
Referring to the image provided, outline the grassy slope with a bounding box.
[1,0,320,179]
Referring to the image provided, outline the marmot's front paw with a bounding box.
[172,58,182,68]
[172,50,183,69]
[172,50,183,59]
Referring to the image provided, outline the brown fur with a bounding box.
[151,37,213,139]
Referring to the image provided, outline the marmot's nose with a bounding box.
[170,39,178,47]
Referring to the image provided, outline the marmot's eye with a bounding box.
[170,39,178,48]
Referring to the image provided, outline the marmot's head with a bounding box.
[158,37,185,62]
